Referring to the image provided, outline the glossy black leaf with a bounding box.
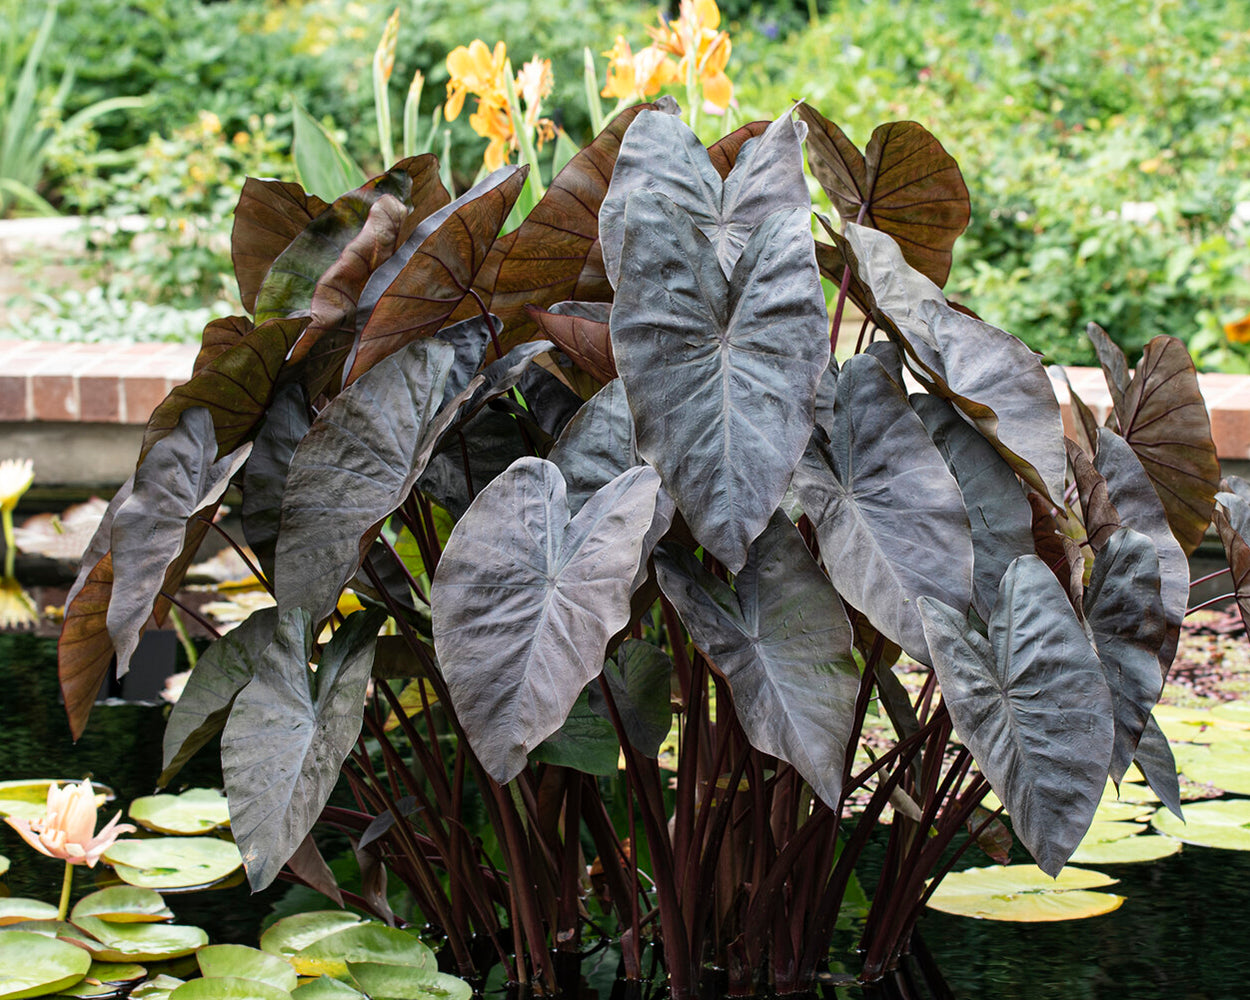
[223,607,385,890]
[793,354,972,663]
[431,459,661,783]
[919,556,1114,876]
[600,109,810,283]
[611,192,828,572]
[654,512,858,807]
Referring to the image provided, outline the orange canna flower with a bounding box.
[469,97,515,171]
[1226,313,1250,344]
[4,780,135,867]
[601,36,677,101]
[444,39,509,122]
[647,0,734,110]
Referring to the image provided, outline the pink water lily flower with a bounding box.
[4,779,135,867]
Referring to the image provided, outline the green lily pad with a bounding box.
[1152,798,1250,850]
[0,855,8,877]
[1172,742,1250,794]
[103,838,242,891]
[1080,820,1148,844]
[196,945,298,992]
[129,790,231,836]
[0,930,92,999]
[259,912,365,961]
[128,977,187,1000]
[1106,778,1159,805]
[1210,702,1250,726]
[71,917,208,963]
[0,898,59,925]
[1094,799,1155,822]
[4,921,99,951]
[290,924,435,979]
[71,887,174,924]
[56,968,139,999]
[348,963,471,1000]
[1070,834,1183,865]
[169,978,293,1000]
[290,979,366,999]
[926,865,1124,921]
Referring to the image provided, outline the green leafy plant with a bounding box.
[54,93,1239,996]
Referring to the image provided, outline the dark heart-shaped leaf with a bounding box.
[160,608,278,787]
[232,178,329,315]
[843,223,1067,504]
[224,607,384,890]
[793,354,972,663]
[655,512,859,807]
[1112,335,1219,556]
[1213,489,1250,637]
[194,315,253,377]
[530,689,620,775]
[1086,323,1129,420]
[285,194,413,373]
[254,158,440,325]
[600,109,810,283]
[526,301,616,385]
[1066,437,1121,554]
[548,378,636,513]
[1131,715,1183,820]
[611,192,828,572]
[275,339,465,625]
[59,551,117,738]
[1083,527,1166,784]
[141,317,308,464]
[430,458,661,783]
[428,339,555,448]
[517,360,583,437]
[707,120,770,179]
[241,383,311,582]
[474,103,658,352]
[588,639,674,757]
[435,315,495,405]
[109,408,251,676]
[912,393,1034,621]
[920,556,1114,875]
[345,167,526,384]
[797,106,970,287]
[418,407,533,520]
[1094,428,1187,674]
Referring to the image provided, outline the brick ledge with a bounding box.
[1,338,1247,459]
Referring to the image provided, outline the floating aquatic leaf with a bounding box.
[0,898,58,925]
[0,930,91,998]
[348,962,471,1000]
[288,923,434,979]
[1171,742,1250,796]
[925,865,1122,922]
[70,887,173,924]
[129,789,230,836]
[196,944,298,993]
[290,977,366,999]
[71,917,208,963]
[1152,799,1250,850]
[168,978,293,1000]
[259,912,365,962]
[103,838,243,892]
[1070,834,1181,865]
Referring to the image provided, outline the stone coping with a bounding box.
[1,339,1248,487]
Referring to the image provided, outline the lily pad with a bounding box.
[1093,799,1155,823]
[103,838,243,891]
[129,790,231,835]
[169,979,293,1000]
[348,963,471,1000]
[1105,778,1159,805]
[289,924,434,979]
[1151,798,1250,850]
[127,976,186,999]
[1070,834,1182,865]
[70,918,207,963]
[0,930,91,999]
[290,979,366,999]
[71,887,174,924]
[1080,820,1148,844]
[0,898,58,925]
[1171,742,1250,795]
[926,865,1123,921]
[259,912,365,961]
[0,855,7,877]
[196,945,298,993]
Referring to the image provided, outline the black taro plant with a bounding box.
[57,98,1238,995]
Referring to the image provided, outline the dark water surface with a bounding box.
[4,633,1250,998]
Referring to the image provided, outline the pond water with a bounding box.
[3,632,1250,999]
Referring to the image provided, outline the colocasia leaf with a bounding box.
[1213,489,1250,637]
[600,109,810,283]
[1131,715,1183,820]
[223,607,385,890]
[611,192,828,572]
[526,301,616,386]
[231,178,329,315]
[793,354,972,663]
[842,223,1067,505]
[588,640,674,758]
[920,556,1114,876]
[655,512,859,807]
[108,408,251,677]
[431,459,661,784]
[797,106,970,287]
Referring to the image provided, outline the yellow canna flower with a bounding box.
[1225,313,1250,344]
[4,780,136,867]
[647,0,734,110]
[469,96,515,171]
[516,55,554,126]
[601,36,677,101]
[445,39,509,122]
[0,458,33,512]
